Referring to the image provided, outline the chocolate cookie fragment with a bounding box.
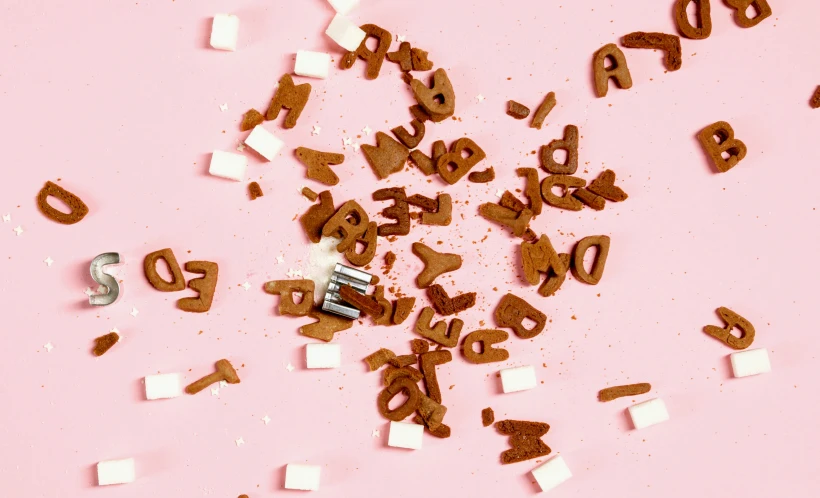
[420,350,452,403]
[301,307,353,342]
[530,92,556,129]
[697,121,747,173]
[588,169,628,201]
[295,147,345,186]
[93,332,119,357]
[495,420,551,464]
[248,182,264,200]
[507,100,531,119]
[392,297,416,325]
[725,0,771,28]
[478,204,533,238]
[540,175,586,211]
[365,348,397,371]
[386,41,413,71]
[539,124,579,175]
[572,188,606,210]
[407,194,439,212]
[517,168,543,216]
[36,181,89,225]
[461,329,510,364]
[427,284,476,316]
[241,109,264,131]
[495,293,547,339]
[598,383,651,402]
[391,120,425,149]
[362,132,410,180]
[674,0,712,39]
[339,284,382,317]
[411,339,430,355]
[811,86,820,109]
[410,48,433,71]
[177,261,218,313]
[622,32,682,71]
[299,190,335,243]
[593,44,633,98]
[265,74,311,129]
[468,167,495,183]
[421,194,452,226]
[482,407,495,427]
[704,307,755,350]
[341,24,392,79]
[409,140,446,176]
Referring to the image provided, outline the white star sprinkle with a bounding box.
[276,255,285,264]
[286,268,303,279]
[83,287,94,296]
[396,34,406,43]
[343,137,352,146]
[262,415,271,425]
[44,342,53,352]
[362,125,372,136]
[235,437,245,447]
[44,257,54,267]
[371,429,380,438]
[13,226,23,236]
[130,307,139,317]
[352,142,361,152]
[495,189,504,198]
[219,380,228,388]
[286,363,295,372]
[2,214,9,222]
[312,125,321,136]
[219,103,228,112]
[476,94,486,103]
[236,143,246,152]
[211,387,220,396]
[241,281,251,291]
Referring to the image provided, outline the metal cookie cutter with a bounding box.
[321,263,374,319]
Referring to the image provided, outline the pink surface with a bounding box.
[0,0,816,496]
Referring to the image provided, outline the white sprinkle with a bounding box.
[312,125,322,136]
[286,268,303,279]
[83,287,95,296]
[396,34,406,43]
[13,225,23,236]
[343,137,352,146]
[219,103,228,112]
[211,387,220,396]
[235,437,245,447]
[495,189,504,198]
[130,307,139,317]
[44,342,54,352]
[476,94,486,103]
[286,363,295,372]
[362,125,372,136]
[44,257,54,267]
[219,380,228,388]
[352,142,360,151]
[241,281,251,291]
[371,429,380,438]
[2,214,10,222]
[262,415,271,425]
[236,143,246,152]
[276,255,285,264]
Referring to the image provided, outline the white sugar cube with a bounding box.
[328,0,360,15]
[388,421,424,450]
[210,14,239,51]
[325,14,366,52]
[144,373,182,400]
[306,343,341,369]
[628,397,669,430]
[209,150,247,181]
[531,455,572,493]
[731,348,771,378]
[244,125,285,162]
[500,365,537,393]
[285,464,321,491]
[295,50,331,79]
[97,458,135,486]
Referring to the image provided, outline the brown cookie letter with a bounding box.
[392,297,416,325]
[415,307,463,348]
[572,188,606,210]
[540,175,586,211]
[411,68,456,122]
[507,101,531,119]
[185,359,240,395]
[361,132,410,180]
[674,0,712,39]
[365,348,397,371]
[144,248,186,292]
[517,168,543,216]
[539,253,570,297]
[571,235,611,285]
[240,109,264,131]
[421,194,452,226]
[704,307,755,350]
[725,0,771,28]
[341,24,392,79]
[482,407,495,427]
[386,41,412,71]
[409,140,446,176]
[373,187,410,236]
[495,420,551,464]
[377,377,422,421]
[177,261,218,313]
[697,121,747,173]
[322,200,370,252]
[437,138,486,184]
[248,181,264,200]
[530,92,557,129]
[495,293,547,339]
[264,279,315,317]
[295,147,345,186]
[478,204,533,238]
[598,383,652,402]
[427,285,475,316]
[593,44,633,98]
[370,285,394,327]
[420,350,452,403]
[500,192,527,213]
[36,181,89,225]
[339,284,383,317]
[588,169,628,202]
[521,234,566,286]
[93,332,119,357]
[622,32,682,71]
[811,86,820,109]
[412,242,462,288]
[345,221,378,267]
[265,74,311,129]
[461,329,510,364]
[391,120,425,149]
[539,124,579,175]
[468,167,495,183]
[299,190,335,243]
[301,306,353,342]
[409,104,432,123]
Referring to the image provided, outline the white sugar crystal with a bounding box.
[628,397,669,430]
[245,125,285,161]
[285,464,321,491]
[210,14,239,51]
[387,421,424,450]
[731,348,771,378]
[327,0,360,15]
[306,343,341,369]
[97,458,135,486]
[531,455,572,493]
[500,365,537,393]
[144,373,183,400]
[325,14,366,52]
[295,50,331,79]
[209,150,247,181]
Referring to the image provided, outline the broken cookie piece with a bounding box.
[295,147,345,186]
[507,100,531,119]
[93,332,120,357]
[362,132,410,180]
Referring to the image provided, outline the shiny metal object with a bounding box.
[89,252,120,306]
[321,263,373,319]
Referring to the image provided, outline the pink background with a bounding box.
[0,0,816,496]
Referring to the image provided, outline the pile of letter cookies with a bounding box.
[29,0,784,494]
